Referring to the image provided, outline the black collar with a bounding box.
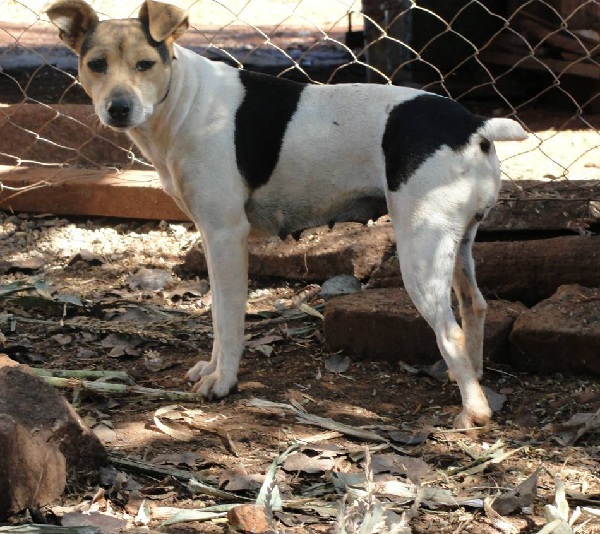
[157,56,176,105]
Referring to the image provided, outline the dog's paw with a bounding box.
[453,404,492,430]
[191,372,238,400]
[186,360,217,382]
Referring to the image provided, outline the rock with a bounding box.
[509,284,600,374]
[0,354,20,368]
[483,299,530,365]
[0,366,107,472]
[368,236,600,306]
[0,414,66,519]
[320,274,362,299]
[324,288,527,365]
[181,222,394,282]
[227,504,272,533]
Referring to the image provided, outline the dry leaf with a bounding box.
[551,409,600,445]
[388,429,430,445]
[51,333,73,346]
[492,467,540,516]
[92,422,117,444]
[219,468,265,492]
[485,496,519,533]
[283,452,337,474]
[153,451,205,468]
[369,453,430,481]
[484,386,508,413]
[62,512,127,534]
[246,334,284,349]
[127,268,173,291]
[324,354,351,373]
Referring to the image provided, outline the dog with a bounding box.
[48,0,527,429]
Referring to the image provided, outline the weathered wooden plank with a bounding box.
[480,50,600,79]
[483,179,600,232]
[1,167,599,233]
[0,166,187,221]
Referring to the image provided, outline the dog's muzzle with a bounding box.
[107,96,131,126]
[101,90,145,129]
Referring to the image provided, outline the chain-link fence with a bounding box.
[0,0,599,216]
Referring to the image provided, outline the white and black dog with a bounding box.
[48,0,527,429]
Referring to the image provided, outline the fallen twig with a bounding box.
[256,442,300,509]
[158,504,234,525]
[446,441,524,477]
[565,406,600,446]
[30,368,131,382]
[40,376,199,401]
[108,453,247,501]
[249,398,387,442]
[0,527,99,533]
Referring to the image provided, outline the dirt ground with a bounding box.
[1,211,600,534]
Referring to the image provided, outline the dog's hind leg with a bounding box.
[453,220,487,379]
[185,215,250,399]
[390,206,491,429]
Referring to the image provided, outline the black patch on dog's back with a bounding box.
[382,94,485,192]
[235,70,305,189]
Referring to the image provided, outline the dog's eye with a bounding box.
[87,58,107,73]
[136,60,156,72]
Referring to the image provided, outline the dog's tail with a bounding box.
[478,118,528,142]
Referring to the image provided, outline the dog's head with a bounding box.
[47,0,189,129]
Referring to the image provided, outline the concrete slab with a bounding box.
[182,221,395,281]
[323,288,527,365]
[510,284,600,375]
[369,236,600,306]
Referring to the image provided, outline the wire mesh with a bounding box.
[0,0,599,210]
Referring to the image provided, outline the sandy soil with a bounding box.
[1,211,600,533]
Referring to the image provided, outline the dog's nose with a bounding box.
[107,97,131,123]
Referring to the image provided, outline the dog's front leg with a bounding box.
[186,217,250,399]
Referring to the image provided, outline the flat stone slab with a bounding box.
[369,235,600,306]
[184,230,600,301]
[182,222,395,281]
[323,288,527,365]
[0,414,66,519]
[510,284,600,374]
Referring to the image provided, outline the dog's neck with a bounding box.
[126,45,195,167]
[127,46,238,174]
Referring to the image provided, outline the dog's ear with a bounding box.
[47,0,99,54]
[138,0,189,44]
